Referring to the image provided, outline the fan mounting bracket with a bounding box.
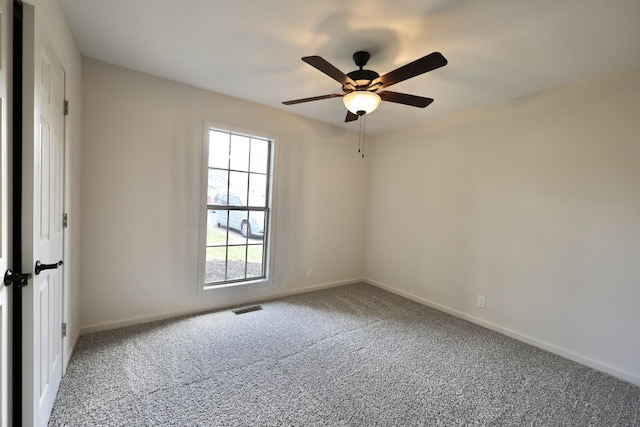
[353,51,370,69]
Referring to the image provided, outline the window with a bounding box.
[201,126,273,287]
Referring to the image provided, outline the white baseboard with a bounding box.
[80,277,363,335]
[364,277,640,387]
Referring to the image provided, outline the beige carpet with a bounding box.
[49,283,640,426]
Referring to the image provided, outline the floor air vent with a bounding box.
[232,305,263,315]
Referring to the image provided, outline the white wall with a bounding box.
[80,58,367,330]
[365,66,640,385]
[79,40,640,386]
[24,0,83,367]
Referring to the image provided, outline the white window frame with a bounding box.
[198,121,277,292]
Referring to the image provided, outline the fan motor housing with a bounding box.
[347,69,379,82]
[341,51,380,93]
[344,69,380,93]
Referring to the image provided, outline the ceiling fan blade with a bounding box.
[345,111,359,122]
[379,91,434,108]
[302,56,357,87]
[282,93,343,105]
[373,52,447,89]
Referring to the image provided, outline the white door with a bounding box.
[0,0,10,425]
[21,4,65,426]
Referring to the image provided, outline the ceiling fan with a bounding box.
[282,50,448,122]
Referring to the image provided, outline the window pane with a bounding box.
[213,208,229,227]
[227,246,247,281]
[247,211,265,240]
[230,134,250,172]
[250,138,269,174]
[248,173,267,207]
[205,247,227,283]
[228,211,249,244]
[229,171,249,203]
[246,245,264,279]
[207,210,227,246]
[208,169,228,204]
[209,131,230,169]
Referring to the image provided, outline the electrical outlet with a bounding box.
[307,268,314,279]
[477,295,486,309]
[275,274,282,285]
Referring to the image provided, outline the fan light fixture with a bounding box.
[343,91,381,115]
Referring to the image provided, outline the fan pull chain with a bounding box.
[358,116,362,154]
[361,114,366,158]
[358,114,366,158]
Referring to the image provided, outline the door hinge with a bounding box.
[64,100,69,116]
[62,322,67,338]
[63,212,68,228]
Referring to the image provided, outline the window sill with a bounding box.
[202,277,272,292]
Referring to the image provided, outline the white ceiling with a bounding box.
[60,0,640,135]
